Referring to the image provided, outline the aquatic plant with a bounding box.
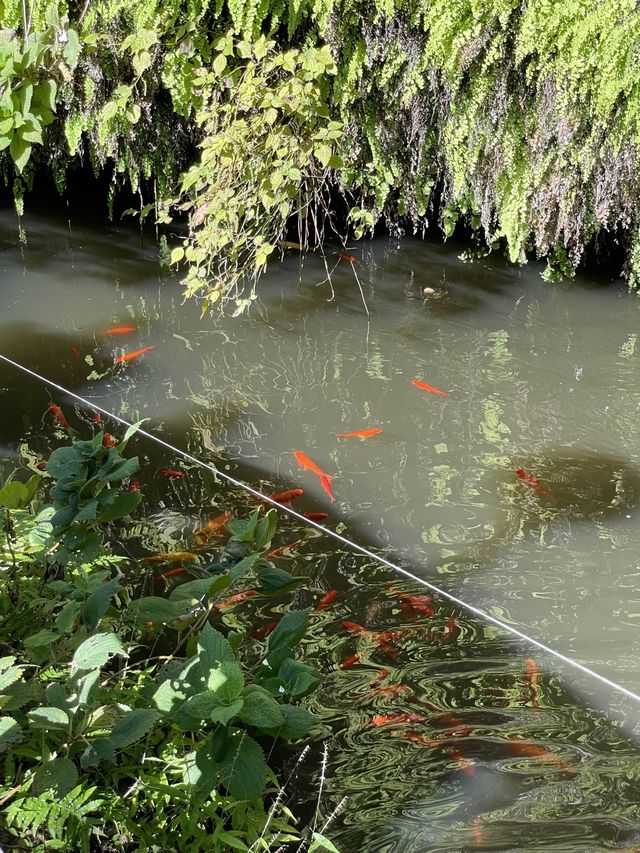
[3,0,640,304]
[0,430,340,851]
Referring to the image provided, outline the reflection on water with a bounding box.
[3,207,640,849]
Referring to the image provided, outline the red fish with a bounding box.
[340,653,361,669]
[293,451,327,478]
[314,589,338,611]
[336,428,383,439]
[440,725,475,739]
[442,615,459,644]
[254,620,279,639]
[194,512,232,543]
[265,539,305,559]
[91,411,102,425]
[70,345,81,357]
[516,468,549,497]
[401,730,439,748]
[158,566,190,580]
[339,252,361,266]
[102,432,117,448]
[371,713,425,727]
[412,379,449,397]
[48,403,71,430]
[304,512,328,521]
[504,739,570,770]
[115,345,156,364]
[128,481,141,491]
[376,641,399,659]
[36,461,47,471]
[215,590,257,610]
[369,667,391,687]
[397,592,434,617]
[525,657,540,708]
[159,469,187,479]
[105,326,136,335]
[341,620,369,635]
[451,748,476,776]
[260,488,304,504]
[320,474,335,503]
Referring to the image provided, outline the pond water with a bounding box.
[2,204,640,850]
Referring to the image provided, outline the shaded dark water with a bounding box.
[2,207,640,850]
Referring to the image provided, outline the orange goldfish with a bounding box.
[70,345,81,357]
[259,488,304,504]
[215,590,257,610]
[336,428,383,439]
[102,432,117,448]
[115,345,156,365]
[47,403,71,430]
[412,379,449,397]
[158,566,190,580]
[304,511,328,521]
[320,474,335,503]
[314,589,338,611]
[341,620,369,634]
[128,481,141,492]
[91,411,102,425]
[368,684,412,699]
[339,252,361,266]
[397,592,434,617]
[254,620,279,639]
[369,667,391,688]
[400,730,439,748]
[105,326,136,335]
[504,739,570,769]
[451,748,476,777]
[265,539,305,559]
[371,713,425,727]
[140,551,199,565]
[194,512,231,543]
[340,653,361,669]
[516,468,549,497]
[159,469,186,479]
[293,451,327,478]
[525,657,540,708]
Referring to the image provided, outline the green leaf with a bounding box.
[32,758,78,797]
[24,629,59,649]
[228,552,261,582]
[110,708,159,747]
[131,596,183,625]
[71,633,127,671]
[315,143,332,167]
[83,577,121,630]
[198,625,245,703]
[62,29,81,67]
[278,657,321,697]
[27,706,69,730]
[45,683,70,711]
[217,832,250,851]
[238,685,284,730]
[267,608,311,661]
[257,564,305,592]
[210,697,243,726]
[213,53,227,76]
[56,600,82,633]
[0,480,31,509]
[74,499,99,523]
[215,730,268,800]
[119,419,148,448]
[0,716,23,752]
[263,703,317,741]
[308,832,341,853]
[169,574,231,604]
[0,657,23,693]
[80,737,116,768]
[97,489,141,522]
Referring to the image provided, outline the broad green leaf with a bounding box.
[198,625,244,702]
[74,499,99,523]
[183,746,217,791]
[238,685,284,730]
[176,690,222,730]
[210,697,243,726]
[215,730,268,800]
[263,703,317,741]
[66,668,100,710]
[71,633,127,671]
[45,683,70,711]
[62,29,81,67]
[278,657,321,697]
[308,833,341,853]
[110,708,159,747]
[97,489,141,522]
[83,577,121,630]
[0,657,23,693]
[131,596,183,625]
[228,552,261,582]
[80,737,116,768]
[32,758,78,797]
[169,574,231,604]
[0,716,22,752]
[56,600,82,633]
[257,564,305,593]
[24,629,59,649]
[47,446,84,479]
[217,832,250,851]
[27,706,69,730]
[267,608,311,660]
[0,480,28,509]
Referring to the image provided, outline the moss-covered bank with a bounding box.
[3,0,640,306]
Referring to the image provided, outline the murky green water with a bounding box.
[3,206,640,850]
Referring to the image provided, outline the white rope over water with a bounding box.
[2,352,640,707]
